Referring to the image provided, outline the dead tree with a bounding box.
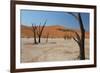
[68,13,85,60]
[78,13,85,60]
[46,32,49,43]
[37,20,47,43]
[32,24,37,44]
[64,35,67,40]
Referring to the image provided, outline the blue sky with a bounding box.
[21,10,89,31]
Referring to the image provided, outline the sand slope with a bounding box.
[21,25,89,38]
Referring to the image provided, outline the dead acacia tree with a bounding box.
[37,20,47,43]
[68,13,85,60]
[32,24,38,44]
[64,35,67,40]
[46,32,49,43]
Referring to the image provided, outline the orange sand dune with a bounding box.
[21,25,89,38]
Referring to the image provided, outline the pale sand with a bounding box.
[21,38,89,63]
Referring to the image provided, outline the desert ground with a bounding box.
[21,38,89,63]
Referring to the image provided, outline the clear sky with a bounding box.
[21,10,89,31]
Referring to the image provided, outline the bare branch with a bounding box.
[36,25,40,36]
[73,37,78,43]
[32,24,35,30]
[78,13,85,31]
[67,12,79,20]
[74,32,81,41]
[39,20,47,36]
[32,24,38,44]
[46,32,49,43]
[36,19,47,43]
[38,23,41,32]
[73,37,80,46]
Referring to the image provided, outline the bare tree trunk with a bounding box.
[38,25,45,43]
[32,24,37,44]
[68,13,85,60]
[38,36,41,43]
[64,34,66,40]
[33,29,37,44]
[78,13,85,60]
[46,32,49,43]
[37,20,47,43]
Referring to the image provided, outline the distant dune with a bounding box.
[21,25,89,38]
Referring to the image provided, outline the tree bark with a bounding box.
[78,13,85,60]
[46,32,49,43]
[38,36,41,43]
[68,13,85,60]
[37,20,46,43]
[32,24,37,44]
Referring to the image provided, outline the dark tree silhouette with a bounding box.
[78,13,85,60]
[37,20,47,43]
[64,35,67,40]
[46,32,49,43]
[68,13,85,60]
[32,24,38,44]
